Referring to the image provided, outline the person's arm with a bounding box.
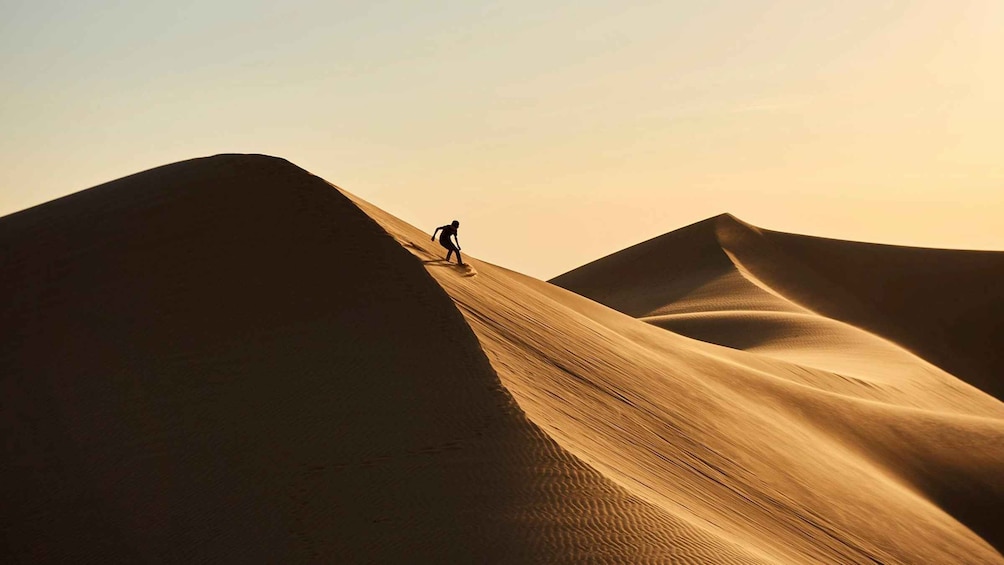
[431,227,441,241]
[453,234,461,250]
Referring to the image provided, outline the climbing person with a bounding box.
[432,220,464,265]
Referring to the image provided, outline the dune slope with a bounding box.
[757,227,1004,401]
[352,197,1004,563]
[2,155,715,563]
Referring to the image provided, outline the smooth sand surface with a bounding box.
[3,155,1002,563]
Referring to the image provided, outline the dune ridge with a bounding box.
[3,155,1002,563]
[1,155,720,563]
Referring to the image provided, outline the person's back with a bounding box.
[438,223,457,244]
[432,220,463,265]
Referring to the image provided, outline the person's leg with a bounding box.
[440,239,452,262]
[456,250,463,265]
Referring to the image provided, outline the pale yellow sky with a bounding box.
[2,1,1002,278]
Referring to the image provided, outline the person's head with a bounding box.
[451,220,460,228]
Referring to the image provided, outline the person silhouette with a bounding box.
[432,220,464,265]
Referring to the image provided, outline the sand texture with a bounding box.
[3,155,1002,563]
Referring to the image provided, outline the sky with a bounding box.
[2,0,1002,279]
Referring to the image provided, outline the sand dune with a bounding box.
[3,155,1002,563]
[553,213,1004,401]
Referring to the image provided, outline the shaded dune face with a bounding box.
[756,228,1004,402]
[3,155,1002,563]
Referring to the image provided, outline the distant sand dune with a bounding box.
[553,213,1004,401]
[3,155,1002,563]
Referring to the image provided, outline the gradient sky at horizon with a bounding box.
[3,0,1002,279]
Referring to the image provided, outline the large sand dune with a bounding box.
[3,155,1002,563]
